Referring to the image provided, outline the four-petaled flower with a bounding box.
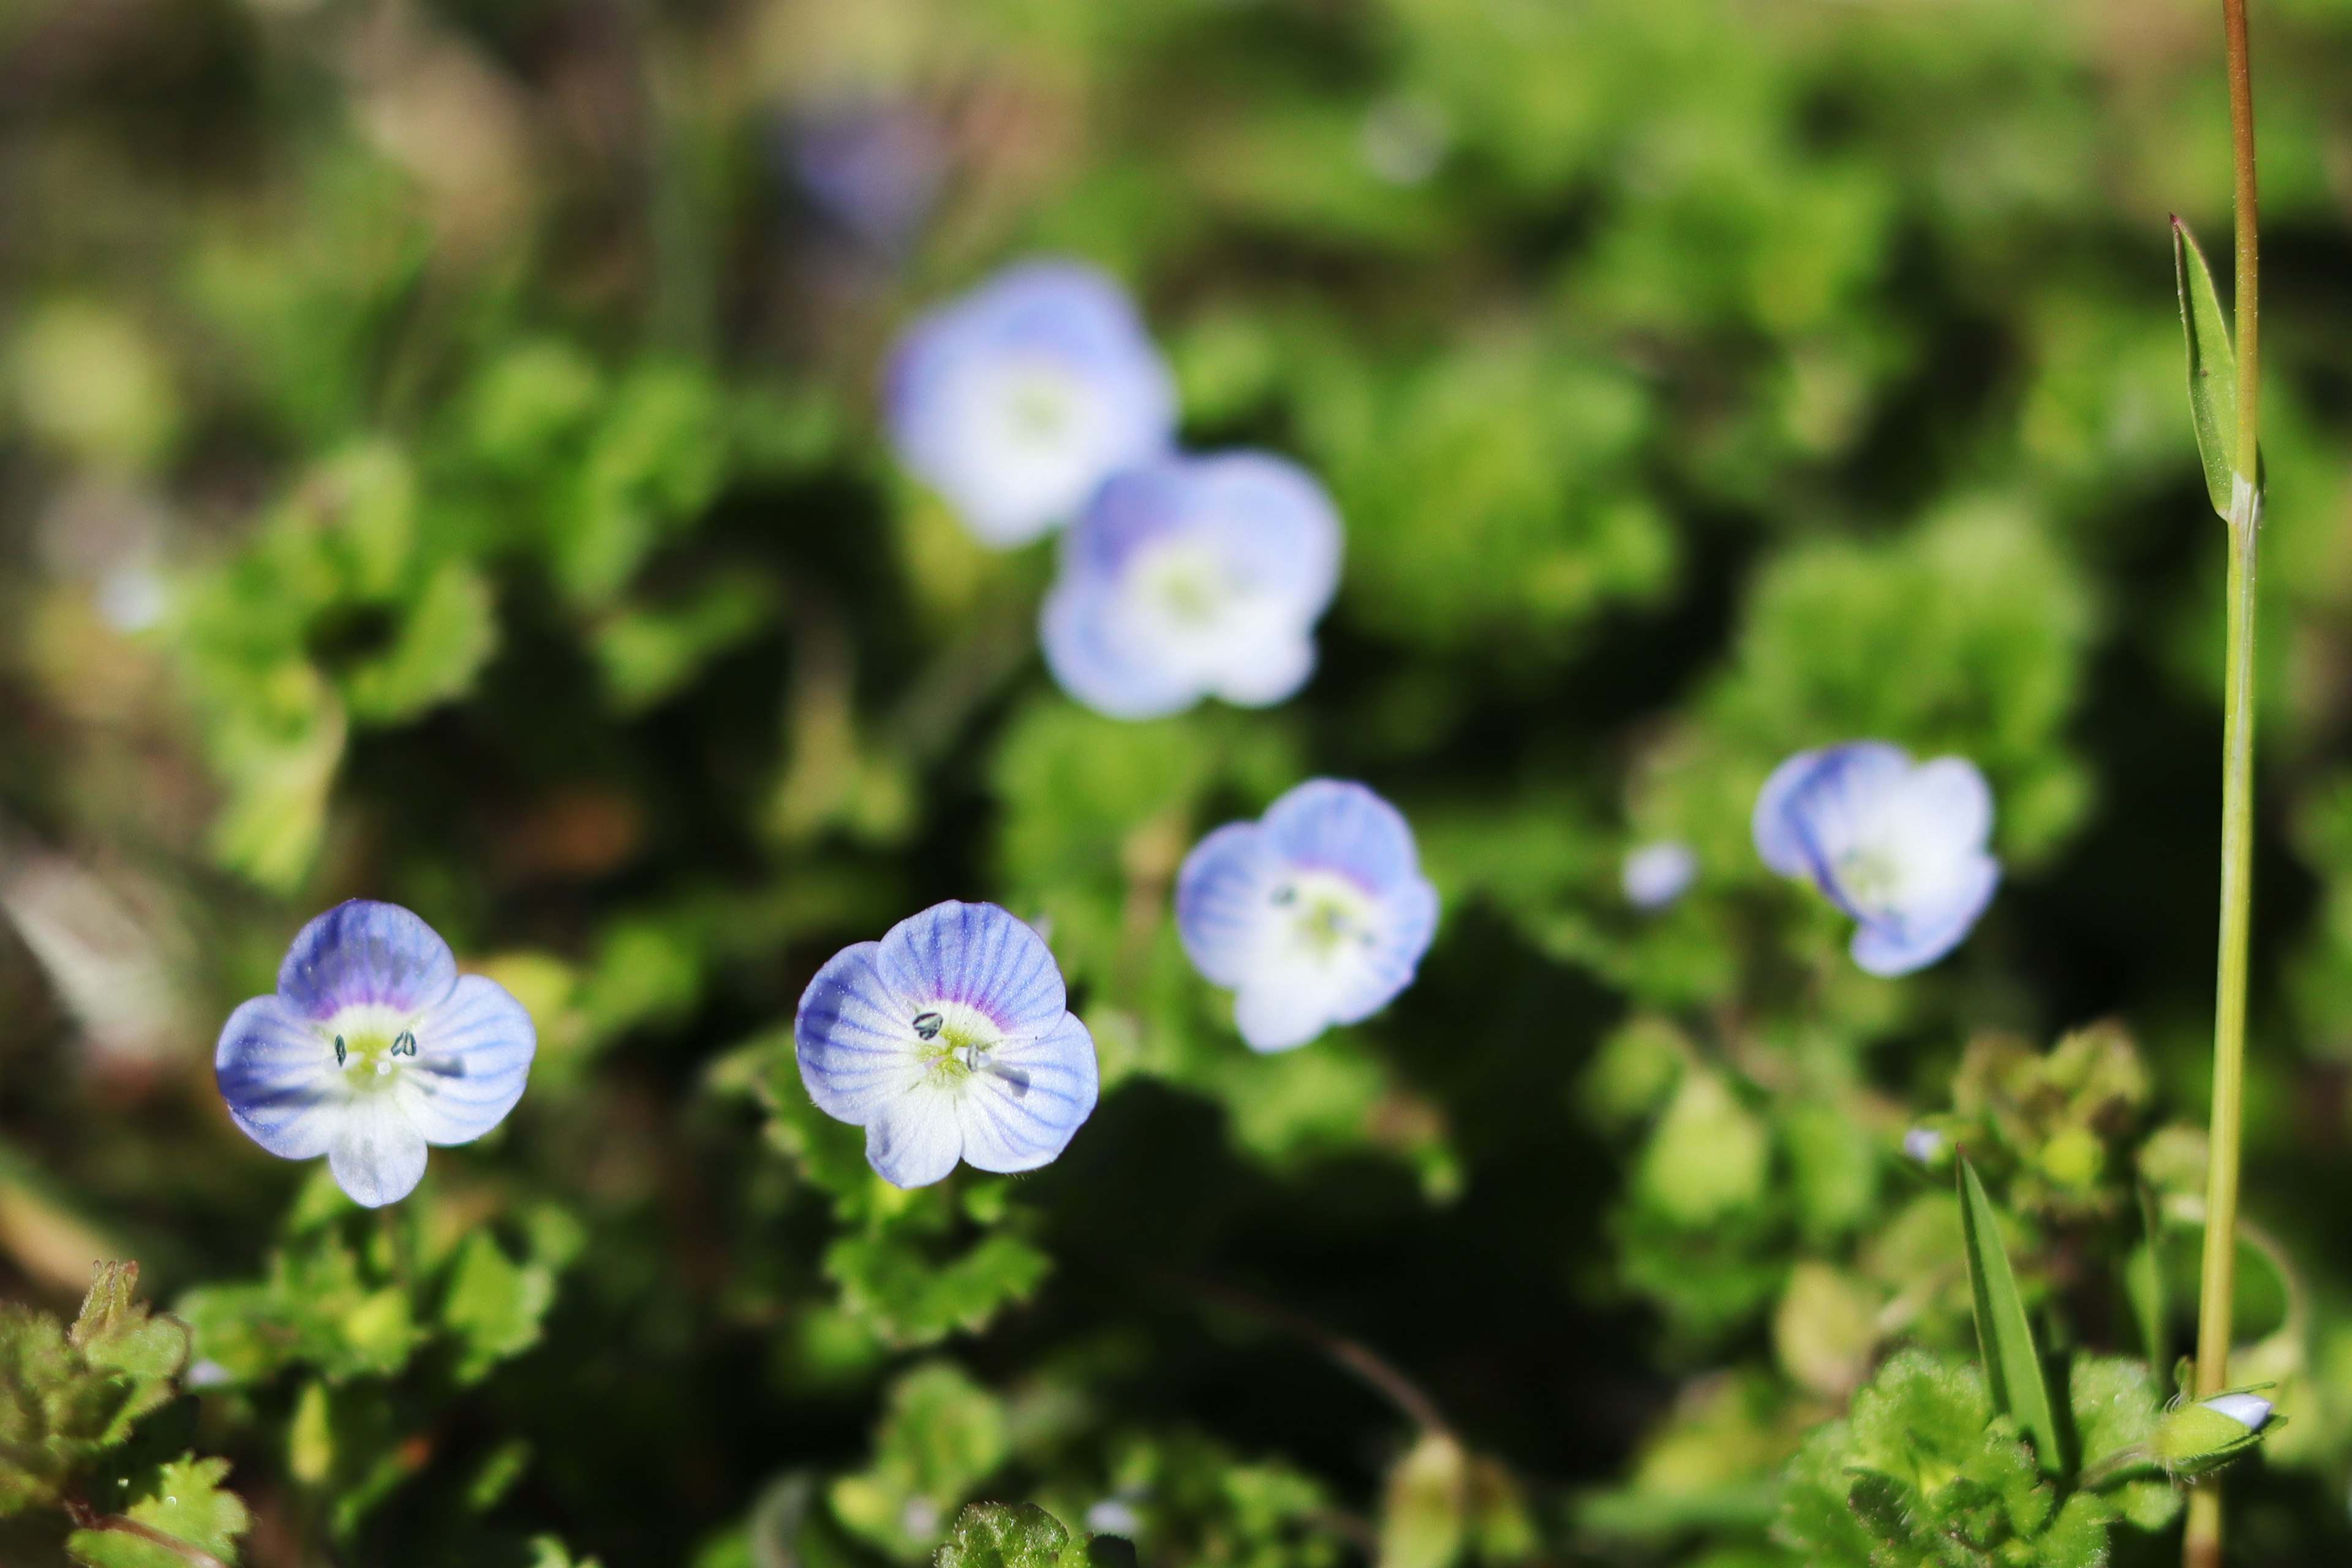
[215,900,536,1207]
[796,900,1100,1188]
[1175,780,1438,1052]
[886,260,1176,548]
[1042,452,1342,721]
[1752,741,1999,977]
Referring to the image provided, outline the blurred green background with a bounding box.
[6,0,2352,1562]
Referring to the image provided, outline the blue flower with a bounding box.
[215,900,536,1207]
[795,900,1099,1188]
[1175,780,1438,1052]
[885,261,1177,548]
[1041,453,1342,720]
[1621,840,1698,910]
[1752,741,1999,976]
[783,99,946,255]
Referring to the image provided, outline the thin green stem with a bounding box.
[2186,2,2261,1564]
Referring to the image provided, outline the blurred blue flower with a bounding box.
[1621,839,1697,910]
[1041,452,1341,720]
[886,261,1177,548]
[796,900,1099,1188]
[783,99,947,255]
[215,900,536,1207]
[1753,741,1999,976]
[1175,780,1438,1052]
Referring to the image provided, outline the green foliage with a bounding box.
[1959,1158,2062,1474]
[2173,216,2242,516]
[832,1362,1009,1558]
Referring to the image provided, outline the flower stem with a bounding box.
[2186,2,2261,1564]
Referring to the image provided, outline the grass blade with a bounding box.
[1959,1157,2062,1473]
[2173,215,2241,520]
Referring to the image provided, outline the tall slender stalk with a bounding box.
[2185,2,2261,1564]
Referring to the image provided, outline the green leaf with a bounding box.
[71,1264,191,1412]
[2172,216,2242,519]
[831,1362,1009,1557]
[67,1453,252,1568]
[1376,1431,1467,1568]
[440,1232,557,1385]
[935,1503,1080,1568]
[1958,1159,2062,1474]
[2125,1186,2165,1372]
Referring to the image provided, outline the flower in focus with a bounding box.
[215,900,536,1207]
[1041,452,1341,721]
[1176,780,1438,1052]
[885,261,1176,548]
[1620,840,1697,910]
[1753,741,1999,977]
[796,900,1099,1188]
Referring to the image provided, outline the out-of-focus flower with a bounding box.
[215,900,536,1207]
[1901,1126,1947,1166]
[1753,741,1999,977]
[0,837,186,1077]
[796,900,1099,1188]
[1041,453,1341,720]
[1620,840,1697,910]
[1176,780,1438,1052]
[785,99,948,255]
[886,261,1176,548]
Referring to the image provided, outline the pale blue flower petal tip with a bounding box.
[795,900,1101,1188]
[216,899,536,1208]
[1621,840,1698,911]
[1752,741,2000,977]
[1174,779,1438,1052]
[1042,451,1343,721]
[884,260,1177,548]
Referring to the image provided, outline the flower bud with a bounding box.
[2151,1392,2277,1477]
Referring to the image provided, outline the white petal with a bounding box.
[864,1091,965,1188]
[956,1012,1099,1172]
[1849,854,2000,976]
[215,995,344,1159]
[1233,975,1344,1053]
[328,1095,429,1208]
[398,974,535,1145]
[1206,629,1316,709]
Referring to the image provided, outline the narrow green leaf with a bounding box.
[1958,1159,2062,1473]
[2173,216,2241,519]
[2125,1186,2166,1373]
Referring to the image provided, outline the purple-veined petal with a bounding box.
[216,994,342,1159]
[875,902,1067,1039]
[797,940,932,1121]
[277,900,458,1020]
[956,1011,1100,1172]
[397,974,535,1145]
[327,1094,430,1208]
[864,1091,965,1188]
[1776,742,1913,904]
[1261,780,1425,897]
[1175,823,1280,988]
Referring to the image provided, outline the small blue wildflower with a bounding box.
[796,900,1099,1188]
[1621,840,1698,910]
[215,900,535,1207]
[1902,1126,1947,1166]
[1753,741,1999,977]
[1041,452,1341,721]
[1175,780,1438,1052]
[783,99,946,255]
[885,260,1176,548]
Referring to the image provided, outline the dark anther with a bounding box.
[1271,885,1297,906]
[393,1031,417,1057]
[913,1011,945,1041]
[334,1035,347,1066]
